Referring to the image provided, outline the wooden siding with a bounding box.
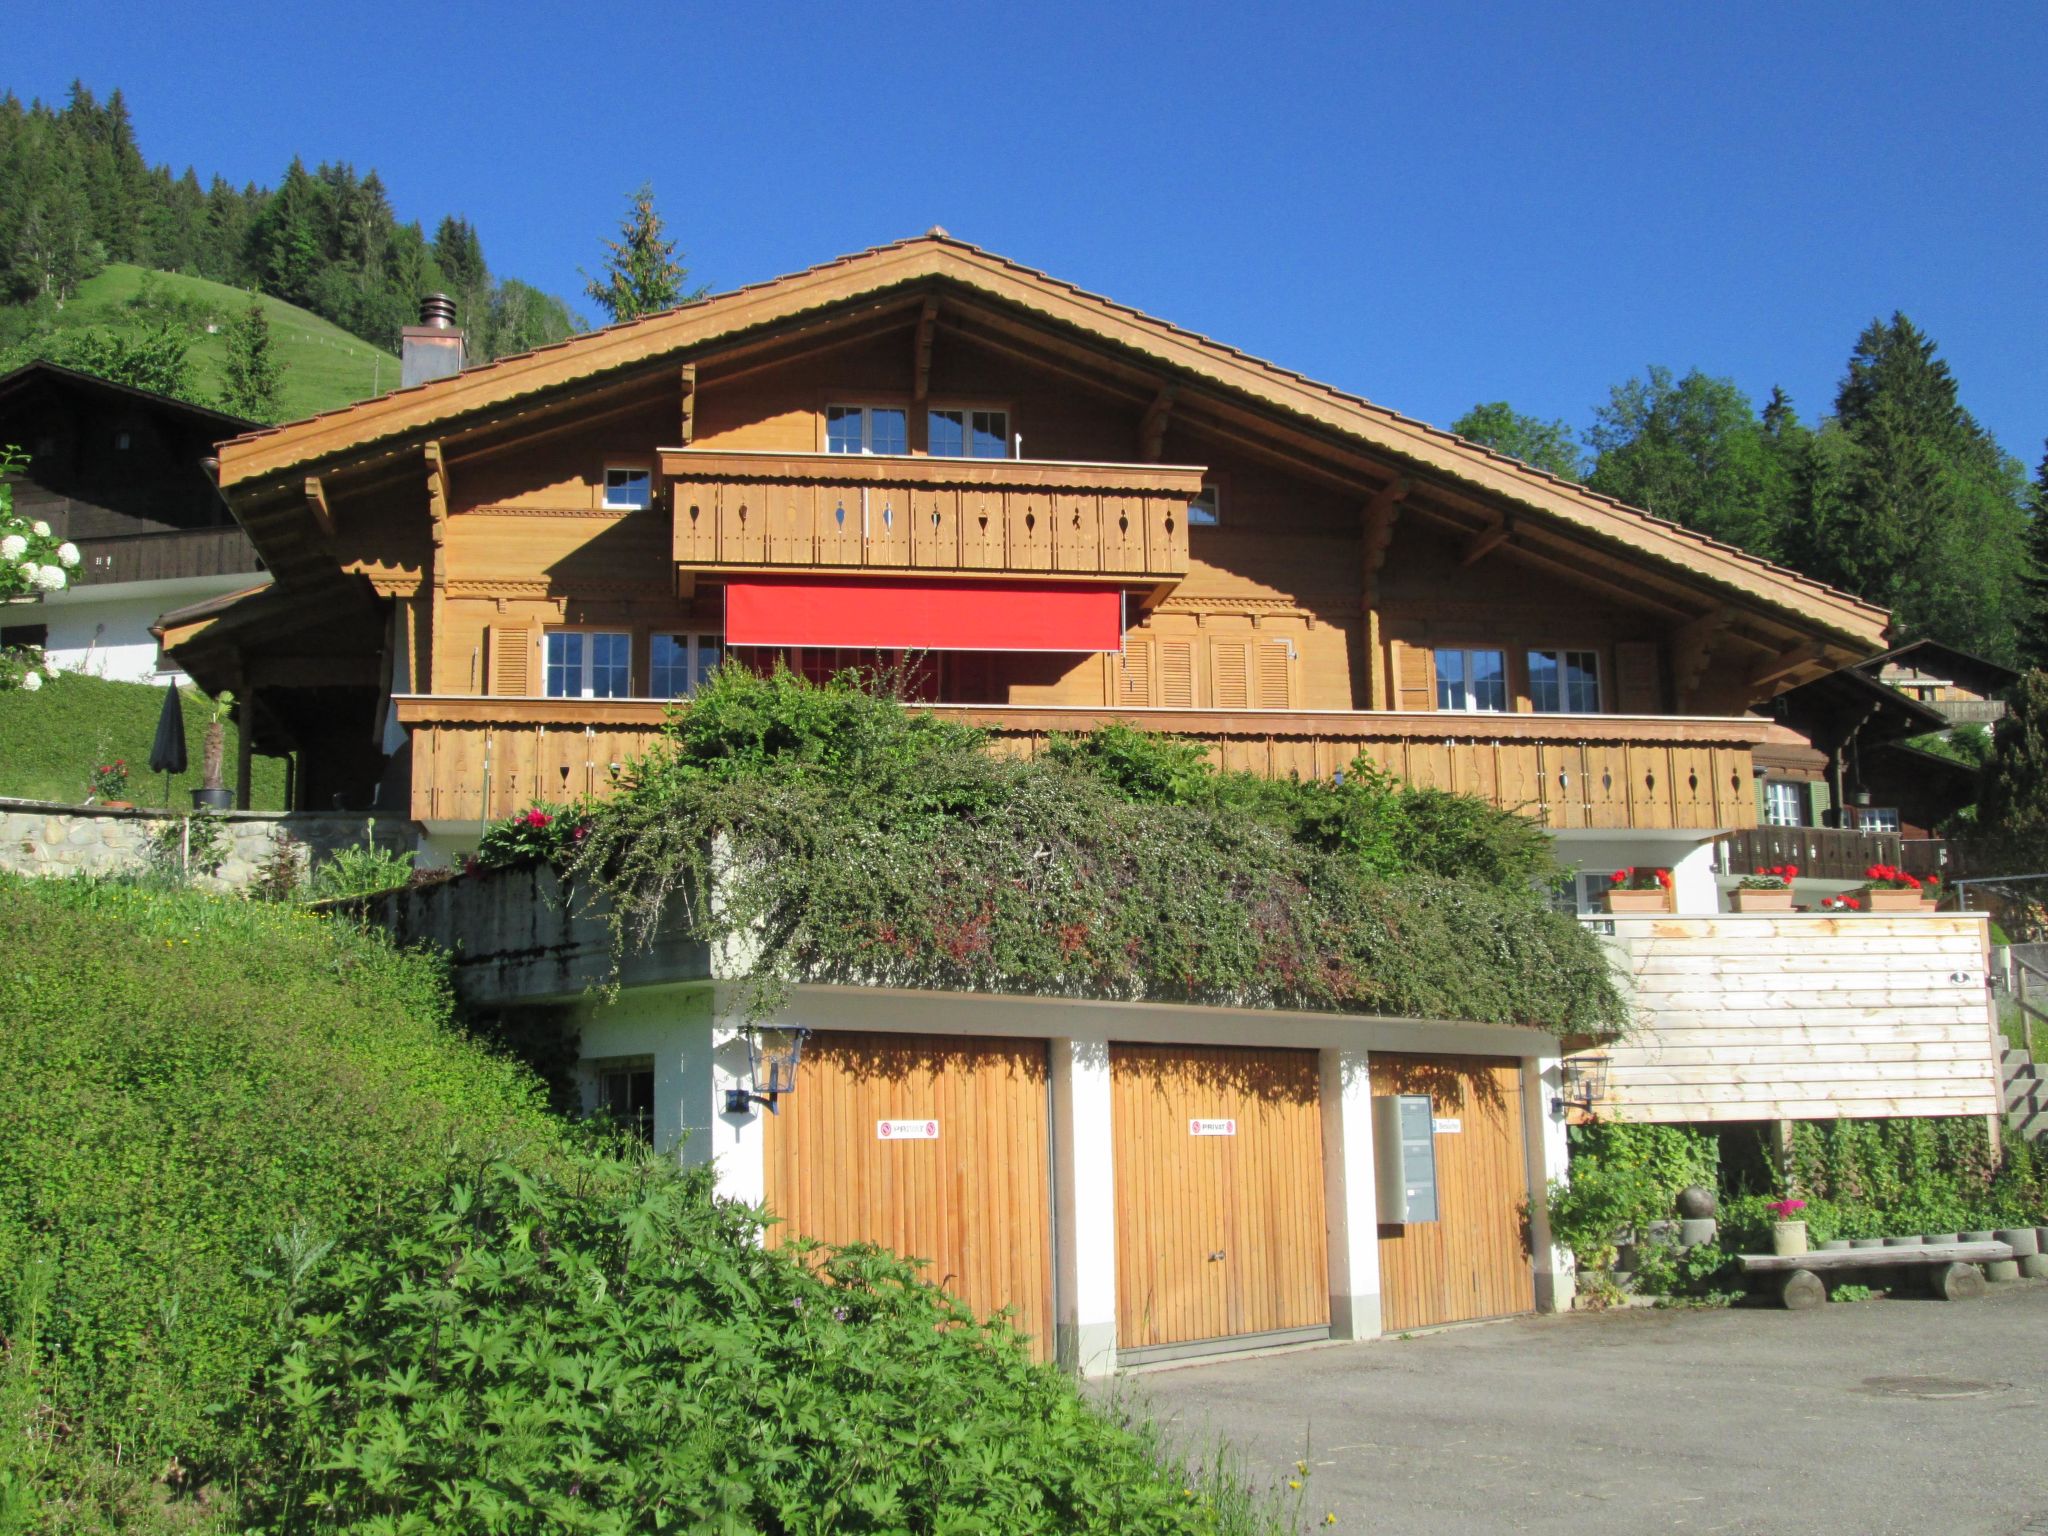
[1585,914,2000,1122]
[1369,1054,1535,1332]
[1718,825,1906,883]
[393,695,1764,827]
[762,1031,1055,1360]
[71,526,262,587]
[1109,1044,1329,1351]
[664,449,1201,582]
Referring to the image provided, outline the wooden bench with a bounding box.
[1738,1242,2014,1308]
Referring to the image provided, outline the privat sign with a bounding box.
[1189,1118,1237,1137]
[877,1119,939,1140]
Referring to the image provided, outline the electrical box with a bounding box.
[1373,1094,1439,1224]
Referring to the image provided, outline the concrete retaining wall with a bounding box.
[0,797,416,894]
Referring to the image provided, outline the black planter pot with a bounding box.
[191,786,234,810]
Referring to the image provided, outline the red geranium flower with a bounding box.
[523,809,551,829]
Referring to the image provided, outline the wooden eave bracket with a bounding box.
[1671,605,1735,701]
[912,299,938,402]
[1749,638,1826,690]
[679,363,697,445]
[1458,513,1513,568]
[302,476,336,544]
[1361,476,1410,595]
[1140,386,1178,462]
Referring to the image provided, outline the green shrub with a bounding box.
[309,821,416,899]
[142,810,230,882]
[1548,1124,1724,1298]
[550,666,1623,1036]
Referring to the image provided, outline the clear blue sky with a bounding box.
[14,0,2046,460]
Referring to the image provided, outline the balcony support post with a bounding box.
[1361,477,1408,711]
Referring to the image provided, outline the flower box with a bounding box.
[1864,888,1923,912]
[1603,889,1672,914]
[1731,888,1794,913]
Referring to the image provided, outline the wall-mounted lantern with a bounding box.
[724,1026,809,1115]
[1553,1053,1610,1118]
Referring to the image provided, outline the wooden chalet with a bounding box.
[163,236,2003,1372]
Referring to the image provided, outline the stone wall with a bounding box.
[0,798,417,894]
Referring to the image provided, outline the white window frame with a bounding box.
[1187,484,1221,527]
[650,631,723,700]
[543,628,633,700]
[602,464,653,510]
[1856,806,1903,833]
[1762,780,1807,828]
[927,404,1011,459]
[1433,646,1510,712]
[825,403,909,456]
[1528,648,1602,714]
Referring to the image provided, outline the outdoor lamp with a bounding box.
[1553,1053,1610,1118]
[724,1026,808,1114]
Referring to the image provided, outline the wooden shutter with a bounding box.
[488,623,535,697]
[1393,640,1435,712]
[1614,641,1661,715]
[1254,637,1293,709]
[1210,639,1251,709]
[1116,637,1154,707]
[1158,639,1196,708]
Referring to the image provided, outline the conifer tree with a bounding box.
[219,303,283,422]
[1973,669,2048,873]
[2018,448,2048,672]
[584,185,701,323]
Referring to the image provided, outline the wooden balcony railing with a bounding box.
[1714,825,1928,882]
[71,526,263,587]
[394,695,1766,830]
[660,449,1203,582]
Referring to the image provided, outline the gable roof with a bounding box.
[1856,638,2021,696]
[213,233,1888,650]
[0,359,253,435]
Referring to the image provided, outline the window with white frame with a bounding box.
[603,465,652,509]
[825,404,908,455]
[1187,485,1221,527]
[1762,780,1808,828]
[650,632,723,699]
[1434,647,1509,712]
[1529,648,1601,713]
[1857,806,1902,833]
[544,630,632,699]
[928,407,1009,459]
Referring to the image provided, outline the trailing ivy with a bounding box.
[549,667,1628,1036]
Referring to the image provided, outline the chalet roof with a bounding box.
[0,359,253,434]
[210,233,1888,650]
[1856,638,2021,696]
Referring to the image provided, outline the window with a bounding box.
[1529,649,1601,713]
[1762,780,1808,828]
[594,1060,655,1142]
[1187,485,1221,527]
[928,407,1009,458]
[544,630,631,699]
[1857,806,1902,833]
[114,431,132,451]
[1434,647,1508,712]
[603,466,652,509]
[650,632,723,699]
[826,404,908,455]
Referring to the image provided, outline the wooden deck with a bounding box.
[393,694,1767,828]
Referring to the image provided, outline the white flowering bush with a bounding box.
[0,642,59,692]
[0,445,78,601]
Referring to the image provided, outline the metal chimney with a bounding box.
[401,293,465,388]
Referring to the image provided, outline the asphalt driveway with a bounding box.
[1133,1283,2048,1535]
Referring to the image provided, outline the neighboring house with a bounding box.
[161,234,1996,1369]
[0,362,263,680]
[1863,638,2018,729]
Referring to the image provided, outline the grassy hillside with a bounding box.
[0,671,286,808]
[0,877,1295,1534]
[66,264,398,421]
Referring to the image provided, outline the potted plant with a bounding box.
[193,690,236,810]
[1604,866,1674,913]
[1919,871,1943,910]
[1819,894,1863,913]
[88,758,132,811]
[1733,863,1798,912]
[1861,863,1924,912]
[1769,1197,1809,1257]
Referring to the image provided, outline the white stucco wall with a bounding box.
[1550,829,1723,915]
[35,573,267,683]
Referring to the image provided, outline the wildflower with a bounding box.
[1289,1479,1302,1490]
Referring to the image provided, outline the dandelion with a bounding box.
[1289,1479,1302,1490]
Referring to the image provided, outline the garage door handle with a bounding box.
[1208,1250,1225,1261]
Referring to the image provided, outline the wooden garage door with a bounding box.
[1110,1044,1329,1354]
[1371,1054,1535,1331]
[763,1031,1054,1358]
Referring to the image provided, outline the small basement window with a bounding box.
[603,466,653,510]
[594,1059,655,1142]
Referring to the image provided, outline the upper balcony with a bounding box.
[393,695,1768,830]
[660,449,1203,585]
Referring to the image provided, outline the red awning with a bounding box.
[725,577,1126,653]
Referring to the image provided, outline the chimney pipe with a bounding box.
[401,294,466,388]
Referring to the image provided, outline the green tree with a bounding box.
[1973,670,2048,872]
[583,184,701,323]
[1450,401,1582,480]
[218,302,283,421]
[34,320,199,402]
[482,276,582,359]
[2018,447,2048,671]
[1584,367,1798,556]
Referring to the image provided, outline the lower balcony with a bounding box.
[394,695,1766,830]
[1716,825,1956,883]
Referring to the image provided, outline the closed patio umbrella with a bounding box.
[149,682,187,806]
